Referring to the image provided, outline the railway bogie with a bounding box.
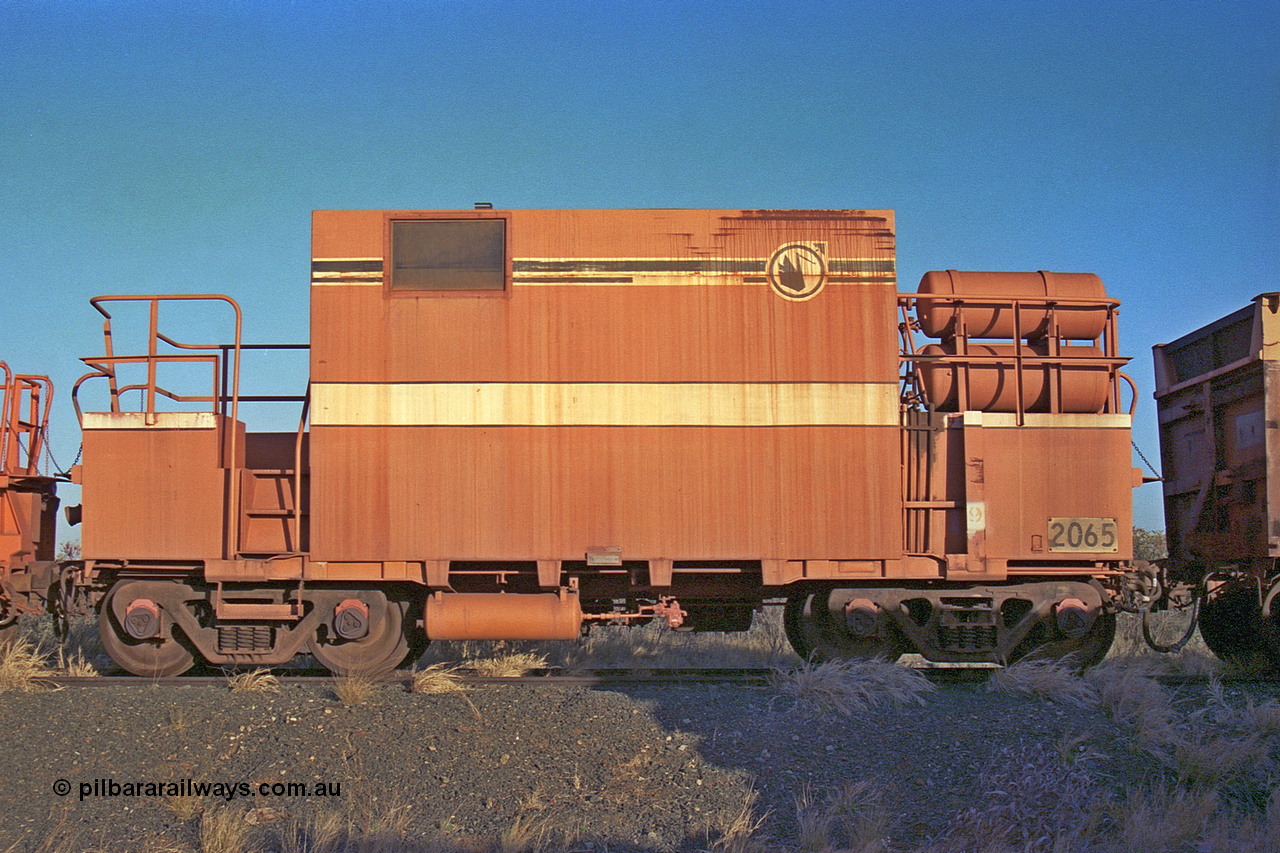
[48,209,1155,676]
[1153,294,1280,668]
[784,580,1117,666]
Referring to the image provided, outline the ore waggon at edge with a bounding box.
[1153,294,1280,667]
[54,208,1147,676]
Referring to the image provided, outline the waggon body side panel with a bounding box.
[308,209,899,567]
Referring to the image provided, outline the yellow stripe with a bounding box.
[312,382,899,427]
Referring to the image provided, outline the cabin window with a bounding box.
[390,219,507,291]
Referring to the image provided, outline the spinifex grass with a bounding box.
[769,657,936,717]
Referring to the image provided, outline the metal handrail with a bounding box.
[88,294,242,420]
[0,362,10,473]
[1,366,54,478]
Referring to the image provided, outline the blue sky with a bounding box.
[3,0,1277,532]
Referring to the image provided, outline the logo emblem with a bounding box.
[766,242,827,301]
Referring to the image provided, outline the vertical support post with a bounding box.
[146,298,159,425]
[963,412,987,574]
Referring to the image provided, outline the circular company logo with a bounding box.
[766,243,828,301]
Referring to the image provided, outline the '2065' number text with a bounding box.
[1047,518,1118,553]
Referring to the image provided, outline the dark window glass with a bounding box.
[390,219,506,291]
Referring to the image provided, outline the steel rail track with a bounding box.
[30,667,1279,689]
[34,667,780,689]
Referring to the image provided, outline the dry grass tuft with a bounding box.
[469,651,548,678]
[329,675,377,706]
[1074,657,1280,849]
[987,657,1100,707]
[1195,789,1280,853]
[1169,727,1267,788]
[4,807,81,853]
[1087,659,1178,749]
[770,657,935,717]
[19,613,108,675]
[1240,695,1280,736]
[56,646,98,677]
[348,797,413,850]
[409,662,482,720]
[496,811,551,853]
[0,639,54,692]
[226,668,280,694]
[278,810,345,853]
[795,780,889,853]
[709,786,771,853]
[200,808,260,853]
[928,741,1104,853]
[409,662,466,694]
[562,608,797,671]
[164,794,203,822]
[417,607,799,673]
[1109,785,1222,853]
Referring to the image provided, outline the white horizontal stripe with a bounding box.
[962,412,1132,429]
[312,382,900,427]
[83,412,217,430]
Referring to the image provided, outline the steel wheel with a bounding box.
[784,591,820,660]
[1199,584,1280,670]
[399,604,430,668]
[1014,611,1117,669]
[783,589,903,662]
[0,620,19,650]
[98,584,195,677]
[308,598,410,677]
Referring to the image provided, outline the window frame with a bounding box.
[383,211,513,298]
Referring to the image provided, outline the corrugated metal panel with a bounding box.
[309,425,900,562]
[307,208,899,566]
[81,424,227,561]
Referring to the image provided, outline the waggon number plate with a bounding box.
[1047,518,1118,553]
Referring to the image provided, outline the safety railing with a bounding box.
[1,361,53,478]
[71,295,310,557]
[72,295,243,429]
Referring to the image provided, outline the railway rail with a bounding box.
[33,667,778,689]
[29,666,1272,690]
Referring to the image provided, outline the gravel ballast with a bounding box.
[2,670,1253,853]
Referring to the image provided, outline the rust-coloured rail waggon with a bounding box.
[0,363,61,643]
[65,208,1146,676]
[1153,294,1280,666]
